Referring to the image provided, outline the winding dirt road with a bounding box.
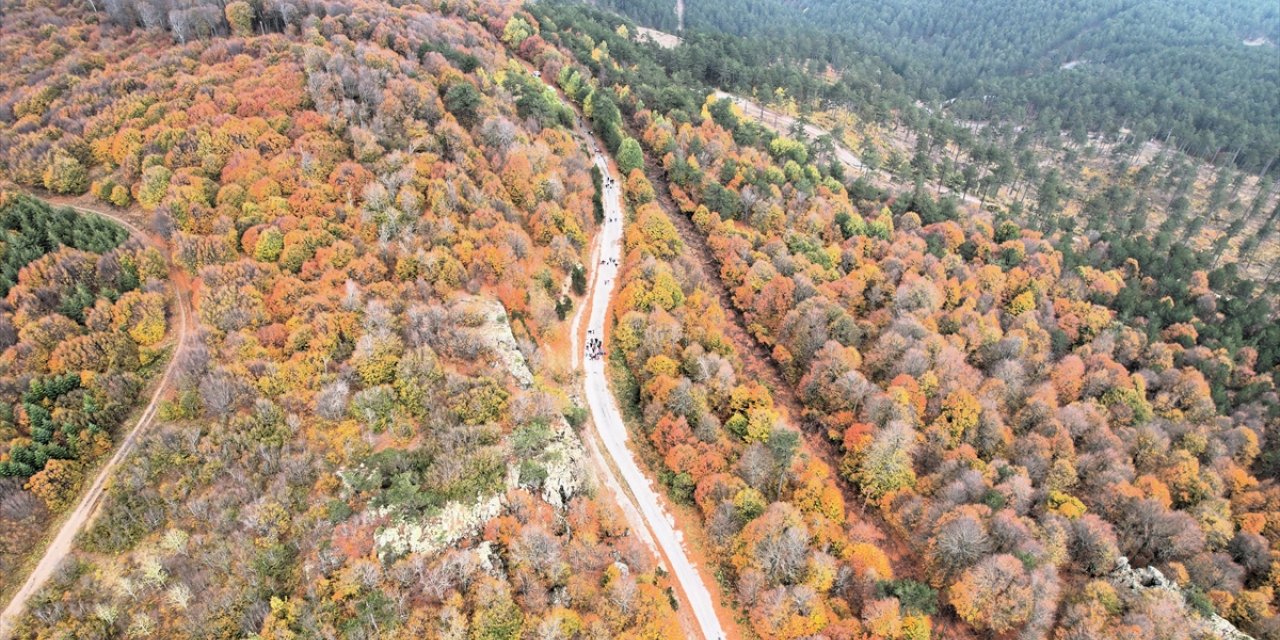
[714,90,984,207]
[524,51,729,636]
[0,198,191,640]
[575,150,727,640]
[715,90,869,173]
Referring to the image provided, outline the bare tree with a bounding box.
[315,380,350,420]
[199,370,241,419]
[927,512,991,581]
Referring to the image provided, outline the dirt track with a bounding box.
[715,90,984,207]
[525,55,730,637]
[0,198,192,639]
[574,143,728,639]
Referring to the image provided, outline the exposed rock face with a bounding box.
[1111,555,1176,592]
[374,495,505,561]
[469,296,534,390]
[1110,556,1255,640]
[363,296,588,560]
[467,296,586,510]
[531,420,587,509]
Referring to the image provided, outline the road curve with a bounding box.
[0,199,191,640]
[713,90,984,207]
[714,90,868,172]
[579,151,726,640]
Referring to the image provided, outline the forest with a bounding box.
[0,0,1275,638]
[0,0,688,638]
[540,1,1280,385]
[577,0,1280,290]
[555,0,1280,371]
[527,1,1280,638]
[602,0,1280,176]
[0,194,165,606]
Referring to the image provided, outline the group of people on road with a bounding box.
[582,134,616,363]
[602,176,621,222]
[585,329,605,361]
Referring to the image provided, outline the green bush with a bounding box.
[877,579,938,615]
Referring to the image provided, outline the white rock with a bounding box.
[1109,557,1255,640]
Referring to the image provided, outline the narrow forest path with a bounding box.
[714,90,985,207]
[0,196,192,640]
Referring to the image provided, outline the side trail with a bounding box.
[0,195,192,640]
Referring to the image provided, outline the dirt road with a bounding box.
[0,199,191,640]
[715,90,868,171]
[576,149,727,640]
[525,54,728,636]
[714,90,984,207]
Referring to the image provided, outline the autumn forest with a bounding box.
[0,0,1276,639]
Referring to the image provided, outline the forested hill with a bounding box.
[603,0,1280,174]
[529,3,1280,637]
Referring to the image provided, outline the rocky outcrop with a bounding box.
[466,296,586,510]
[466,296,534,390]
[1110,556,1254,640]
[364,296,588,560]
[373,495,505,561]
[528,419,587,509]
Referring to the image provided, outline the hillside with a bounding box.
[532,2,1280,638]
[605,0,1280,175]
[0,1,689,638]
[0,0,1276,639]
